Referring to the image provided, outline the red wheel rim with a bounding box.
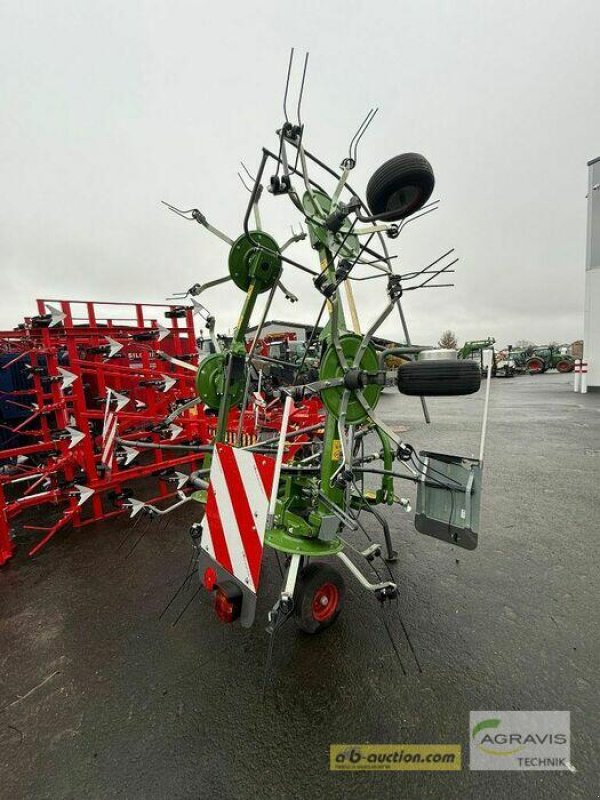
[312,582,339,622]
[529,359,542,372]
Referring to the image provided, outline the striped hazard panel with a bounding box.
[202,444,276,594]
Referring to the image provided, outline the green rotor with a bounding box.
[319,334,382,424]
[195,353,243,411]
[228,231,282,293]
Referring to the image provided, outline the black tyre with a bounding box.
[294,562,345,634]
[397,360,481,396]
[366,153,435,221]
[555,359,574,374]
[526,357,545,374]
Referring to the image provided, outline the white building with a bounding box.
[584,157,600,391]
[244,320,314,344]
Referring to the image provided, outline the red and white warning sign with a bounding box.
[202,443,276,594]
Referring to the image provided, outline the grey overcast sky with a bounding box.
[1,0,599,348]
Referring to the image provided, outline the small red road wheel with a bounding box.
[312,582,340,622]
[294,562,345,634]
[527,357,544,374]
[556,359,574,373]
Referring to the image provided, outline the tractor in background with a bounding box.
[525,346,574,374]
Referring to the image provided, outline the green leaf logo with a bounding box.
[472,718,501,739]
[472,717,524,756]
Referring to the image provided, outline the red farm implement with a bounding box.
[0,299,323,564]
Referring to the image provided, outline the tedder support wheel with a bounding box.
[396,359,481,396]
[366,153,435,221]
[294,562,345,634]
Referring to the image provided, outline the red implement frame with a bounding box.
[0,299,323,563]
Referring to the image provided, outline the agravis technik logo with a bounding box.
[470,711,571,771]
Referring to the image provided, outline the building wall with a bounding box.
[584,158,600,389]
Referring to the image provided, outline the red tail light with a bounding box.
[203,567,217,591]
[214,581,242,624]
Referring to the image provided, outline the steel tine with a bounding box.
[348,108,373,160]
[282,48,294,123]
[296,52,309,126]
[352,107,378,163]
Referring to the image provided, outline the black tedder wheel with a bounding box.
[294,562,345,634]
[397,360,481,396]
[366,153,435,221]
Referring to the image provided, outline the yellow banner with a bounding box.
[330,744,461,771]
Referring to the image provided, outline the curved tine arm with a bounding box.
[355,257,389,274]
[296,51,309,126]
[280,227,307,252]
[351,107,378,164]
[278,280,298,303]
[133,494,194,517]
[347,108,373,162]
[282,48,294,123]
[400,248,454,281]
[397,202,439,233]
[404,283,455,291]
[241,161,256,182]
[164,396,203,424]
[188,275,232,297]
[355,197,437,225]
[358,253,398,266]
[162,201,234,245]
[397,199,440,229]
[410,257,458,289]
[161,200,197,219]
[238,172,253,193]
[244,150,274,248]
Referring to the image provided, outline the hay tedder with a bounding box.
[1,53,492,658]
[158,51,492,639]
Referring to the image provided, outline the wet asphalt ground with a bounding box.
[1,374,599,799]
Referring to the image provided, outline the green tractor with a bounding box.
[525,346,574,375]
